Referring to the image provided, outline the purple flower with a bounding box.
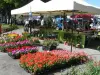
[10,46,38,56]
[12,50,17,55]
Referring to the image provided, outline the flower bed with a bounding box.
[0,40,33,52]
[8,46,38,59]
[19,50,89,74]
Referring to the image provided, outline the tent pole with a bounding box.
[81,11,84,30]
[10,16,12,25]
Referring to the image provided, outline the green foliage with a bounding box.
[9,24,18,29]
[66,61,100,75]
[43,40,58,47]
[0,46,6,52]
[2,24,18,32]
[33,29,85,48]
[0,0,32,21]
[22,32,30,38]
[2,0,32,8]
[44,16,53,28]
[0,0,5,8]
[97,46,100,50]
[33,40,40,43]
[60,31,85,48]
[58,31,65,43]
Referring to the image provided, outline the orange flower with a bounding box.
[19,50,89,73]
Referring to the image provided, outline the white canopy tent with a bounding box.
[11,0,100,15]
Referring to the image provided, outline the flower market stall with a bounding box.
[0,32,95,75]
[0,0,100,74]
[11,0,100,15]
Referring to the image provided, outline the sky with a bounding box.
[85,0,100,7]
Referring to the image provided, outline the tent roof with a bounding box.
[11,0,100,15]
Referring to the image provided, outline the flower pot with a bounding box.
[8,53,20,59]
[42,46,49,51]
[49,45,57,51]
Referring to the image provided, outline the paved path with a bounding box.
[0,28,30,75]
[0,28,100,75]
[0,52,30,75]
[1,28,24,35]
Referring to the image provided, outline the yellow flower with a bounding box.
[7,33,18,38]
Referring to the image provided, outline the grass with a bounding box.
[1,24,23,29]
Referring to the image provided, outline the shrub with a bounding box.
[9,24,18,30]
[2,24,18,33]
[66,61,100,75]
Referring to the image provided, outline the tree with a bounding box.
[3,0,33,8]
[0,0,32,23]
[0,0,51,23]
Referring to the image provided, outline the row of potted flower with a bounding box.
[6,46,32,52]
[19,50,89,75]
[0,40,33,52]
[0,33,22,44]
[8,46,38,59]
[0,40,31,46]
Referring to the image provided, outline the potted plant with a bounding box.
[42,40,58,51]
[49,41,58,51]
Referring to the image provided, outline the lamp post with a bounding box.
[71,10,75,52]
[29,12,32,34]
